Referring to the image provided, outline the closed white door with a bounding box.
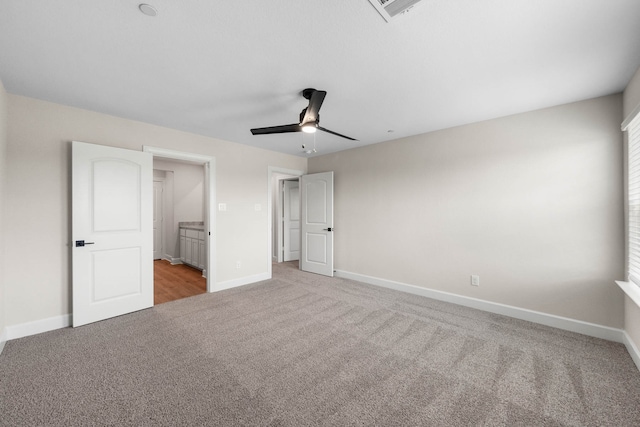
[72,141,153,327]
[300,171,334,276]
[283,180,300,261]
[153,180,164,260]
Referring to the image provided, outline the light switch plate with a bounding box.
[471,275,480,286]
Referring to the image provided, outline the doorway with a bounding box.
[282,178,300,262]
[269,169,336,278]
[268,167,303,277]
[143,146,216,302]
[152,158,207,304]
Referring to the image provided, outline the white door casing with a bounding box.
[283,180,300,261]
[72,141,153,327]
[300,171,334,276]
[153,180,164,260]
[143,146,215,292]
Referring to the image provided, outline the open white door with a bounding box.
[283,180,300,261]
[300,171,334,276]
[72,141,153,327]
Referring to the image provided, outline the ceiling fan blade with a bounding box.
[300,90,327,125]
[317,126,357,141]
[250,123,301,135]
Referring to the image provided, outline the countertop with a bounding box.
[179,222,205,231]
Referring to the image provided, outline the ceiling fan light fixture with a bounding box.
[301,124,317,134]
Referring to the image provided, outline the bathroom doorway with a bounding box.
[144,146,216,304]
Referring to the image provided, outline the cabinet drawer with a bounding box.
[198,231,205,240]
[180,228,186,236]
[186,229,199,238]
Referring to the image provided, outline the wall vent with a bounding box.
[368,0,424,22]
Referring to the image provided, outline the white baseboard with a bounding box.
[5,314,72,341]
[335,270,624,343]
[214,272,270,292]
[167,256,182,265]
[623,331,640,371]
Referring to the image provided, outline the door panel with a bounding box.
[300,171,333,276]
[92,248,142,301]
[72,141,153,327]
[306,233,327,263]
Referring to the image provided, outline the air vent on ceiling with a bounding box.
[368,0,423,22]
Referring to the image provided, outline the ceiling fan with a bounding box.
[250,88,357,141]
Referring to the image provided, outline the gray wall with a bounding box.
[310,94,624,328]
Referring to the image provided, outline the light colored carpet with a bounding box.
[1,261,639,426]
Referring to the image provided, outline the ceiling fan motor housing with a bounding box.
[299,108,319,126]
[302,88,317,100]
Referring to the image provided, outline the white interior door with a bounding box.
[283,180,300,261]
[72,141,153,327]
[300,171,334,276]
[153,180,164,260]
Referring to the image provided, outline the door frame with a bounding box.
[282,178,300,262]
[144,146,216,293]
[268,166,303,277]
[152,177,165,260]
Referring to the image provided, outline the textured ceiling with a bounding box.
[1,0,639,157]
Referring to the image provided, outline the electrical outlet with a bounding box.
[236,261,241,269]
[471,275,480,286]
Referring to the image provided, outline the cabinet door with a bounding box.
[185,237,193,265]
[180,235,186,262]
[199,239,205,269]
[190,238,199,267]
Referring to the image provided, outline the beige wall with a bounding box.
[623,66,640,352]
[4,94,306,326]
[623,66,640,120]
[0,79,7,344]
[310,94,624,328]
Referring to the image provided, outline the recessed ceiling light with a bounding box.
[139,4,157,17]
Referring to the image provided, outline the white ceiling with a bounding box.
[1,0,639,157]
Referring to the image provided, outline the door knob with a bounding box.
[323,227,333,232]
[75,240,95,247]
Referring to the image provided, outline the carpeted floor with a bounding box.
[1,261,639,426]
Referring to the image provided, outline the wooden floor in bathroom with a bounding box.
[154,259,207,305]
